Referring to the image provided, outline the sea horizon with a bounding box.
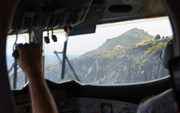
[6,54,81,74]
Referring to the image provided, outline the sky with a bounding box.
[6,17,173,55]
[45,17,173,55]
[6,34,29,55]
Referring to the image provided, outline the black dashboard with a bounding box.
[15,89,138,113]
[13,77,171,113]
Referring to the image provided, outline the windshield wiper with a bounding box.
[8,62,20,75]
[12,44,19,89]
[54,51,81,82]
[54,51,72,80]
[8,62,15,74]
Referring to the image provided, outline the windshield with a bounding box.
[6,34,29,89]
[6,17,172,89]
[44,16,173,85]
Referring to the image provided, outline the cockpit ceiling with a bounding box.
[138,0,165,15]
[8,0,166,35]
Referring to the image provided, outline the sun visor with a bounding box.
[69,23,96,36]
[138,0,165,15]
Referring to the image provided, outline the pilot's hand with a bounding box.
[18,43,42,76]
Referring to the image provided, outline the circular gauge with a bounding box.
[103,105,112,113]
[101,103,113,113]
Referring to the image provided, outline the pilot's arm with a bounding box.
[18,43,58,113]
[0,0,58,112]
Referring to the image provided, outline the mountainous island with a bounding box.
[9,28,170,89]
[84,28,153,56]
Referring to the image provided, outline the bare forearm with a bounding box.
[17,44,57,113]
[27,70,58,113]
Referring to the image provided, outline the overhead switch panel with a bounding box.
[8,0,92,35]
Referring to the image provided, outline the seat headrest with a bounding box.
[162,39,174,69]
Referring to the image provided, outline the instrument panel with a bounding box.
[14,89,138,113]
[79,98,137,113]
[13,78,171,113]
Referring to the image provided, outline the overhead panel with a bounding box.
[102,0,145,21]
[8,0,92,35]
[69,0,105,36]
[8,0,168,36]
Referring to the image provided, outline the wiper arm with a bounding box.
[65,55,81,82]
[54,51,81,82]
[8,62,15,74]
[12,45,19,89]
[54,51,72,80]
[8,62,20,75]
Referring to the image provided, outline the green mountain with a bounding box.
[84,28,153,56]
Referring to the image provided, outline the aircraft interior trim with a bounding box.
[1,0,180,113]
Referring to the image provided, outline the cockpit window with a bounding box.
[43,30,73,82]
[44,17,172,84]
[6,17,172,89]
[6,34,29,89]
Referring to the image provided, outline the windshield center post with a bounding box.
[61,26,70,79]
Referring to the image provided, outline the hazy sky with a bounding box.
[45,17,173,55]
[6,34,29,55]
[6,17,173,55]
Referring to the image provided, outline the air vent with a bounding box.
[109,5,133,13]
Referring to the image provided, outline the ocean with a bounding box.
[6,54,81,74]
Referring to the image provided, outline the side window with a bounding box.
[6,34,29,89]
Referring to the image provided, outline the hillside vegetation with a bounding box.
[68,41,169,84]
[84,28,153,56]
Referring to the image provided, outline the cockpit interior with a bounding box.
[1,0,180,113]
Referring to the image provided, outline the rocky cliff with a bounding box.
[42,40,170,85]
[68,41,169,84]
